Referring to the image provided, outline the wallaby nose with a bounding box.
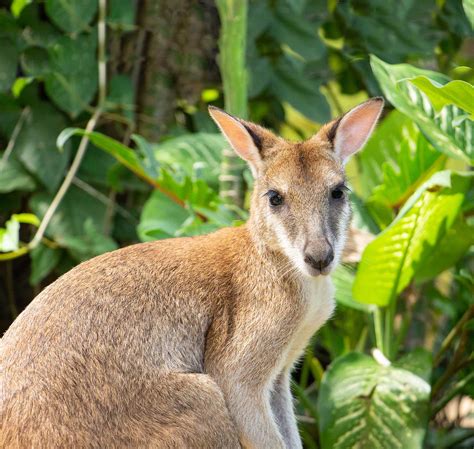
[304,247,334,271]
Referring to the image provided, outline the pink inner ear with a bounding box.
[335,99,383,161]
[209,109,260,165]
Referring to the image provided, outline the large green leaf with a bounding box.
[0,37,18,92]
[332,266,374,313]
[271,56,330,123]
[318,352,431,449]
[357,110,443,227]
[152,133,225,187]
[414,216,474,282]
[45,0,97,33]
[0,159,36,193]
[353,171,470,306]
[138,169,234,241]
[270,2,325,62]
[30,186,116,261]
[15,102,69,192]
[408,76,474,119]
[463,0,474,27]
[29,243,61,285]
[370,56,473,164]
[45,34,97,116]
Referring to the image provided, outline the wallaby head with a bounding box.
[209,98,383,277]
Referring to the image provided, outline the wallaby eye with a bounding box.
[331,188,344,200]
[267,190,284,207]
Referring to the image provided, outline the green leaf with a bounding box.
[0,159,36,193]
[138,189,190,241]
[271,56,330,123]
[370,56,474,164]
[60,219,117,262]
[408,77,474,119]
[270,2,325,62]
[30,243,61,285]
[0,37,19,92]
[152,133,225,187]
[318,352,431,449]
[463,0,474,27]
[45,34,97,116]
[0,213,39,252]
[15,102,69,192]
[45,0,97,33]
[332,265,374,313]
[29,186,116,261]
[57,128,149,181]
[20,46,51,77]
[357,110,443,228]
[394,348,432,383]
[358,111,441,201]
[108,0,135,30]
[0,216,20,252]
[414,216,474,282]
[353,171,470,306]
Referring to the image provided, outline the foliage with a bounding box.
[0,1,473,448]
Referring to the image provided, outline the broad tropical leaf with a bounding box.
[45,0,97,33]
[318,352,431,449]
[353,171,470,306]
[408,76,474,119]
[357,110,443,227]
[151,133,225,187]
[370,56,474,164]
[45,34,98,116]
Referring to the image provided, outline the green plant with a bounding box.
[0,1,473,447]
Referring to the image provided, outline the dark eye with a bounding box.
[267,190,284,207]
[331,188,344,200]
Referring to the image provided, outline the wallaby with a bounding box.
[0,98,383,449]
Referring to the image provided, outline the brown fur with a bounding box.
[0,99,383,449]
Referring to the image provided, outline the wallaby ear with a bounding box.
[332,97,384,162]
[208,106,268,176]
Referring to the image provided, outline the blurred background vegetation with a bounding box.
[0,0,473,447]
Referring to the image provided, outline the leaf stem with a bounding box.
[1,107,30,163]
[373,307,385,355]
[433,305,473,366]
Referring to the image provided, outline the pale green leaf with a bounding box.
[318,352,431,449]
[353,171,469,306]
[0,217,20,252]
[370,56,473,164]
[463,0,474,27]
[408,77,474,119]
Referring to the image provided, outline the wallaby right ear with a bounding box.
[208,106,267,176]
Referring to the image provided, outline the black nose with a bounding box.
[304,248,334,271]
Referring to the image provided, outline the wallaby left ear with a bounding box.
[332,97,384,162]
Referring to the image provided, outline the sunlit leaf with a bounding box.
[370,56,474,164]
[407,76,474,119]
[318,352,431,449]
[353,171,470,306]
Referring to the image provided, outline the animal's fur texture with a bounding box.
[0,98,383,449]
